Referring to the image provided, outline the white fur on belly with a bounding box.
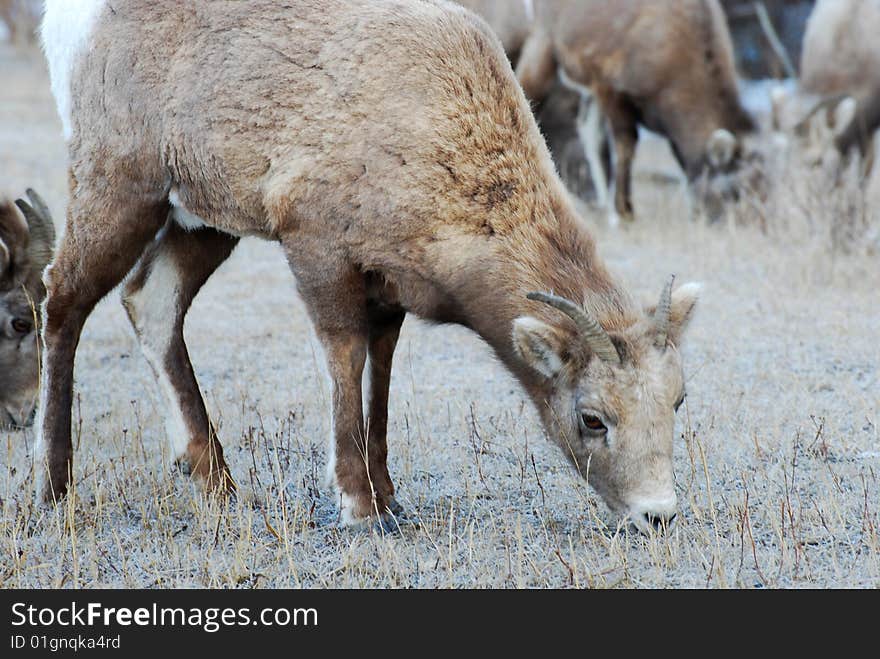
[169,189,207,231]
[41,0,107,141]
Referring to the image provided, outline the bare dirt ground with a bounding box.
[1,43,877,588]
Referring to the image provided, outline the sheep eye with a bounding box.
[579,413,607,435]
[11,318,32,335]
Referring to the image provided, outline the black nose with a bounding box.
[644,513,676,531]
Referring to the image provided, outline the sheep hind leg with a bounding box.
[576,93,611,212]
[122,220,239,494]
[602,92,639,223]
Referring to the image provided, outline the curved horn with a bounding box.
[654,275,675,349]
[0,199,26,285]
[526,291,620,364]
[15,189,56,268]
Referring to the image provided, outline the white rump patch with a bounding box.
[169,188,207,232]
[41,0,107,141]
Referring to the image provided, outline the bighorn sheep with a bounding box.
[517,0,757,221]
[771,0,880,176]
[0,190,54,429]
[39,0,701,533]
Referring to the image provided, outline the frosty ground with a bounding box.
[1,43,877,588]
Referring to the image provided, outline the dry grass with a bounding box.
[1,44,877,588]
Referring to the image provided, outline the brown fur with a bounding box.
[517,0,755,219]
[38,0,699,530]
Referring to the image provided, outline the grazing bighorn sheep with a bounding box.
[39,0,701,533]
[0,190,54,430]
[771,0,880,176]
[517,0,756,221]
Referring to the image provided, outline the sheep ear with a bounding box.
[646,282,702,349]
[706,129,737,169]
[15,189,56,270]
[667,283,701,347]
[512,317,569,379]
[830,96,857,138]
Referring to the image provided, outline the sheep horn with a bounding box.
[526,291,620,364]
[654,275,675,349]
[14,188,56,269]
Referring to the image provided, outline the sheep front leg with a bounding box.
[288,250,396,526]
